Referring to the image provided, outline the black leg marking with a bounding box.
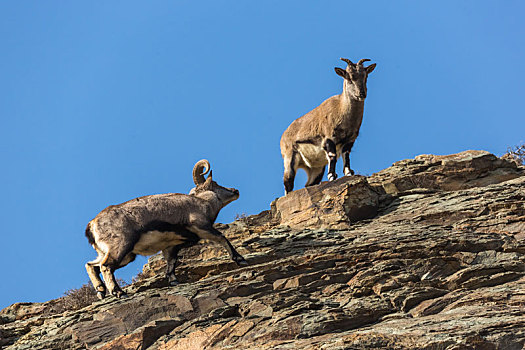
[284,170,295,194]
[189,225,248,266]
[162,245,187,286]
[323,139,338,181]
[342,142,355,176]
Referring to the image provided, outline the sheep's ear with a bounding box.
[334,67,349,79]
[366,63,376,74]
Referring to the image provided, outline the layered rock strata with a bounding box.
[1,150,524,349]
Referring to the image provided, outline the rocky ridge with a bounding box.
[1,150,524,349]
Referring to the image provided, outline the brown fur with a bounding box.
[280,58,376,194]
[85,160,247,299]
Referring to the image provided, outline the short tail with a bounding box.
[85,222,95,246]
[100,251,110,265]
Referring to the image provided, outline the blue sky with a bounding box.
[0,1,523,309]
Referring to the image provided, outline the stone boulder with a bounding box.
[272,175,379,229]
[369,149,521,194]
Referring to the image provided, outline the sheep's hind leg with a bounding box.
[100,250,131,299]
[85,260,106,300]
[305,166,325,187]
[98,240,137,298]
[283,153,297,195]
[100,264,126,298]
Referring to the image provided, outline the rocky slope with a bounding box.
[1,150,524,349]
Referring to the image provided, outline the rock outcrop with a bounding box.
[1,150,524,349]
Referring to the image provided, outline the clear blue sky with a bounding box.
[1,1,523,310]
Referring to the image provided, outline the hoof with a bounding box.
[112,290,127,299]
[327,173,338,181]
[235,257,249,267]
[169,280,179,286]
[344,168,354,176]
[96,291,105,300]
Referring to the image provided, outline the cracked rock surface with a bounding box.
[1,150,524,349]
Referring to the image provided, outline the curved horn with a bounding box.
[192,159,211,185]
[340,58,354,66]
[357,58,371,66]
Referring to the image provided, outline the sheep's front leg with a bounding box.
[162,246,182,286]
[342,141,355,176]
[324,139,338,181]
[189,224,248,266]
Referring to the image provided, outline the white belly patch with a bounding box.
[132,231,186,256]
